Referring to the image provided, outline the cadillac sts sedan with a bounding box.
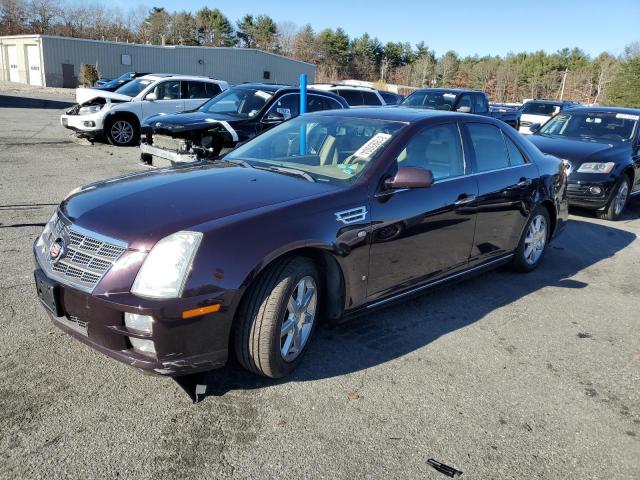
[34,108,568,379]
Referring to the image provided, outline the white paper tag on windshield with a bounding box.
[616,113,639,121]
[277,108,291,118]
[354,133,392,159]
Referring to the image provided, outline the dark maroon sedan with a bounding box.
[34,108,568,378]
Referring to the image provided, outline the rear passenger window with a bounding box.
[504,135,527,166]
[307,94,330,112]
[186,81,208,99]
[361,91,382,106]
[396,123,465,180]
[337,89,363,106]
[467,123,510,172]
[474,94,488,113]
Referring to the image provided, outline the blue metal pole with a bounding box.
[299,73,307,155]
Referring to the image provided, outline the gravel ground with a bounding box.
[0,85,639,479]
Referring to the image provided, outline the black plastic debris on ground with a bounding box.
[427,458,463,477]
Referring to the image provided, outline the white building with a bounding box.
[0,35,316,88]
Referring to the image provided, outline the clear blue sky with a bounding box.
[115,0,639,57]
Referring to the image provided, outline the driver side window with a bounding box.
[396,123,465,180]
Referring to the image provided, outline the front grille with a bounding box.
[567,183,590,195]
[37,212,127,292]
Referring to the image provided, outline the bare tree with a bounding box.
[277,20,297,57]
[28,0,61,34]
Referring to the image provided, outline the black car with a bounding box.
[528,107,640,220]
[34,108,567,379]
[140,83,349,165]
[378,90,404,105]
[92,72,150,92]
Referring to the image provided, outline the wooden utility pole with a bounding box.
[559,68,568,100]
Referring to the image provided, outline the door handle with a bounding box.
[517,178,532,187]
[454,194,476,206]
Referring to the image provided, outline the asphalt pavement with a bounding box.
[0,84,638,479]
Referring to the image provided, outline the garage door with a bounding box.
[7,46,19,82]
[27,45,42,86]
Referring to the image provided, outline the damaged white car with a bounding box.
[61,74,229,146]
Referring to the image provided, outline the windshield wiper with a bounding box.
[222,158,253,168]
[255,165,316,182]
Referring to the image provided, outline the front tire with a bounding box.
[512,206,550,272]
[234,257,320,378]
[106,117,139,146]
[596,174,630,221]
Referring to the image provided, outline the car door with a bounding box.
[463,122,538,263]
[258,93,300,133]
[367,122,478,302]
[141,80,184,120]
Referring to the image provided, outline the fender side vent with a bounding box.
[335,206,368,224]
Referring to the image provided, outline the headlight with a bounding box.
[577,162,615,174]
[131,231,202,298]
[78,105,102,115]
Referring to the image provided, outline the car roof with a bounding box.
[139,74,226,83]
[309,84,377,92]
[231,83,291,92]
[525,99,565,105]
[561,106,640,115]
[409,88,484,95]
[303,106,484,123]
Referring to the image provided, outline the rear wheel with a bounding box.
[234,257,320,378]
[106,117,139,146]
[512,206,550,272]
[596,174,630,221]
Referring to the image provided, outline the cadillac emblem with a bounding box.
[49,237,66,263]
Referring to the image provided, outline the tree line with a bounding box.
[1,0,639,107]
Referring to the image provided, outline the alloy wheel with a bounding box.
[280,276,317,362]
[523,214,547,265]
[111,120,134,145]
[613,181,629,217]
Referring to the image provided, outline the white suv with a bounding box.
[308,84,386,107]
[61,74,229,146]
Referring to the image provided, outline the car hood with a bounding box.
[75,88,133,105]
[528,135,630,166]
[143,111,245,132]
[60,162,338,251]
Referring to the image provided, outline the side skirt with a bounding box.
[339,253,515,321]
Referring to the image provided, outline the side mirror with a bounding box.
[457,105,471,113]
[146,92,157,101]
[385,167,434,190]
[262,111,285,124]
[529,123,541,133]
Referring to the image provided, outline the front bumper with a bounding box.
[60,111,105,134]
[140,142,198,164]
[34,246,234,376]
[566,177,617,210]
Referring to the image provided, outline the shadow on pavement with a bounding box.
[0,94,74,110]
[175,217,636,402]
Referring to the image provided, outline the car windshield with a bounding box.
[538,111,639,142]
[401,91,457,110]
[225,115,407,184]
[114,79,154,97]
[199,88,274,118]
[521,102,560,116]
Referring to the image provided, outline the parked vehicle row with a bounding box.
[37,107,568,379]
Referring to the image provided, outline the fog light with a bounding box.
[83,121,95,127]
[589,186,602,195]
[125,313,155,356]
[125,312,152,333]
[129,337,156,355]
